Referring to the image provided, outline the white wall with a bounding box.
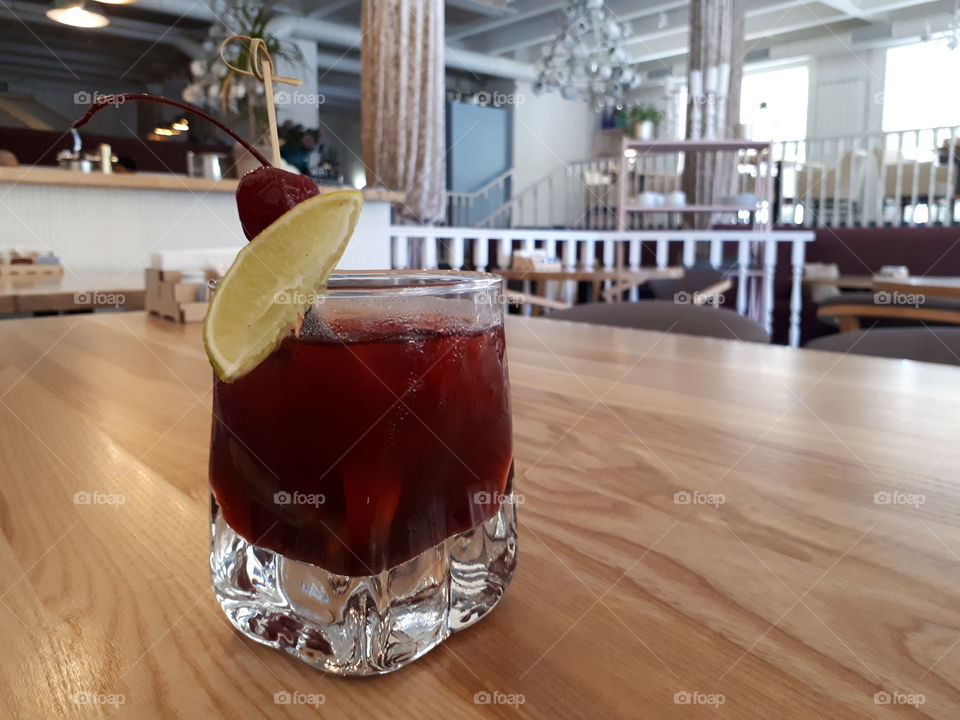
[511,81,598,192]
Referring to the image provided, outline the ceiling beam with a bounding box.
[447,0,517,18]
[446,0,564,41]
[465,0,690,55]
[817,0,869,19]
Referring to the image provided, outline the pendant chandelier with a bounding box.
[532,0,640,111]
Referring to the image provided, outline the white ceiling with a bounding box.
[0,0,956,106]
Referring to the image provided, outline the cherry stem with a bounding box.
[71,93,272,167]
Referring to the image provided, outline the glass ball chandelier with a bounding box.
[532,0,640,111]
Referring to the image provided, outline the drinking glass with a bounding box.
[209,271,518,675]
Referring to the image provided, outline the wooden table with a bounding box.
[802,274,878,290]
[2,312,960,718]
[874,276,960,299]
[0,270,145,315]
[493,266,684,309]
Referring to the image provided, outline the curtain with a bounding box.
[360,0,446,225]
[682,0,745,228]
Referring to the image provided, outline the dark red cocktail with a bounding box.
[210,316,513,576]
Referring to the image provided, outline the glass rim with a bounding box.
[322,270,502,298]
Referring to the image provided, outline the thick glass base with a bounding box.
[210,492,518,675]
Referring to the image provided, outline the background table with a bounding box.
[874,276,960,299]
[2,312,960,718]
[0,270,145,315]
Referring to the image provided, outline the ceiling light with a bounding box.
[46,1,110,28]
[153,127,174,136]
[91,0,137,5]
[171,119,189,131]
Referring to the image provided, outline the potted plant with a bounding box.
[182,0,303,175]
[623,105,665,140]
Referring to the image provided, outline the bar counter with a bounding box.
[0,167,402,272]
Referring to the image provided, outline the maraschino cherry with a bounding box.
[71,94,319,240]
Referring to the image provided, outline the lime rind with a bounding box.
[203,190,362,382]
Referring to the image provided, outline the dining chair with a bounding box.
[546,300,770,343]
[806,326,960,366]
[816,292,960,332]
[645,267,732,305]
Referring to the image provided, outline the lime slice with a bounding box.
[203,190,362,382]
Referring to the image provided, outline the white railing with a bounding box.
[461,125,960,232]
[771,125,960,227]
[475,157,620,229]
[389,226,815,347]
[446,169,513,227]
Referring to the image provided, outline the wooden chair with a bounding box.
[806,327,960,366]
[816,292,960,332]
[547,300,770,343]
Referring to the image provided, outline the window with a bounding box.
[883,42,960,132]
[739,66,809,142]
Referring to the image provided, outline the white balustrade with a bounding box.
[389,226,814,346]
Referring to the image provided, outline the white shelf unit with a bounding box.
[617,138,774,232]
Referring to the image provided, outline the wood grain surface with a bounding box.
[1,311,960,718]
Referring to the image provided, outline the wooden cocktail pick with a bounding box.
[219,34,302,166]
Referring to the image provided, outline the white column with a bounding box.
[788,239,807,348]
